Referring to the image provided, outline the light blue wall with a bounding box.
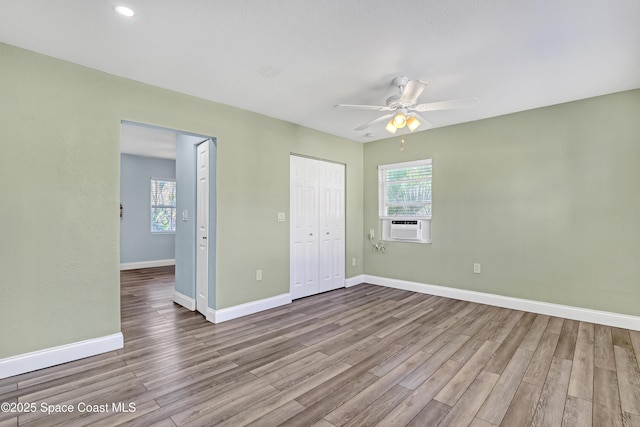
[175,134,217,310]
[175,135,197,297]
[120,154,176,264]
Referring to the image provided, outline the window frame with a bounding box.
[150,178,177,234]
[378,159,432,220]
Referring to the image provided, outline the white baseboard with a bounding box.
[120,259,175,270]
[205,307,216,324]
[0,333,124,379]
[173,291,196,311]
[364,275,640,331]
[207,293,292,324]
[345,275,365,288]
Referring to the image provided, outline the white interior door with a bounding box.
[290,156,319,299]
[290,155,344,300]
[196,141,209,315]
[318,161,345,293]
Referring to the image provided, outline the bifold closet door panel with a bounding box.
[318,161,345,293]
[290,156,319,299]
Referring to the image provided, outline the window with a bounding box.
[151,178,176,233]
[379,159,432,219]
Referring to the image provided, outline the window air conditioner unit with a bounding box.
[382,219,431,243]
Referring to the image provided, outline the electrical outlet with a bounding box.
[369,229,375,238]
[473,263,481,274]
[277,212,285,222]
[352,258,357,266]
[256,269,263,281]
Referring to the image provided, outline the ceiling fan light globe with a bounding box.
[407,116,420,131]
[385,120,398,134]
[393,113,406,128]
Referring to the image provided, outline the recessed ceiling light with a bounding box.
[114,6,135,17]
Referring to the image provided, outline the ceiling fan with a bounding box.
[335,76,478,134]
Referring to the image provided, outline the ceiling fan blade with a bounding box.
[409,113,433,129]
[414,97,479,112]
[335,104,392,111]
[354,113,395,131]
[399,80,427,105]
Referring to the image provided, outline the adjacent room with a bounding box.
[1,1,639,426]
[119,122,178,271]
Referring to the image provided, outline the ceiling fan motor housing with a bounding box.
[386,94,402,109]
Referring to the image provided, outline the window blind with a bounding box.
[151,178,177,232]
[378,159,432,219]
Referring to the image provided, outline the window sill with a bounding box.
[379,216,432,221]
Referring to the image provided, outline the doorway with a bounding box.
[119,121,216,317]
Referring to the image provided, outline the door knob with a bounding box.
[309,233,313,236]
[326,232,330,235]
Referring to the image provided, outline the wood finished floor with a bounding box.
[1,267,640,426]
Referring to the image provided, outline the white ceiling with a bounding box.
[1,0,639,145]
[120,122,176,160]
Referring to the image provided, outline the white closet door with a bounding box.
[290,155,345,299]
[318,161,345,293]
[196,141,209,315]
[290,155,319,299]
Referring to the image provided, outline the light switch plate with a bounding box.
[277,212,286,222]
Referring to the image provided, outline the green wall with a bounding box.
[2,39,637,361]
[0,42,363,359]
[363,89,640,316]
